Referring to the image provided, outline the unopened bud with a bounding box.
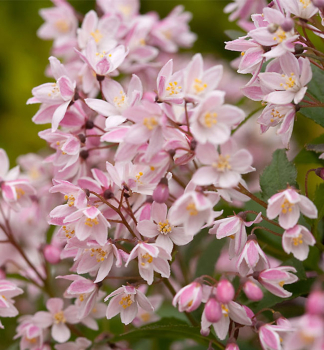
[315,167,324,180]
[294,43,305,55]
[43,244,61,264]
[306,290,324,315]
[217,279,235,304]
[85,120,94,129]
[267,23,279,33]
[243,280,263,301]
[205,297,222,323]
[78,133,86,143]
[225,341,240,350]
[153,177,169,203]
[281,18,294,32]
[103,189,114,199]
[80,150,89,160]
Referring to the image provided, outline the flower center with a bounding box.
[90,247,107,262]
[141,253,153,266]
[62,225,75,239]
[64,194,75,207]
[270,108,285,123]
[279,281,285,287]
[114,90,127,108]
[54,311,66,324]
[166,81,182,96]
[292,234,303,246]
[273,28,287,43]
[85,217,99,227]
[119,294,134,309]
[91,29,103,43]
[95,51,112,59]
[213,155,231,172]
[140,312,151,322]
[193,78,207,94]
[143,117,158,130]
[16,188,25,199]
[280,73,296,90]
[221,304,229,317]
[203,111,217,128]
[135,171,144,184]
[281,199,294,214]
[186,202,198,216]
[55,20,70,33]
[158,220,172,235]
[48,83,60,98]
[299,0,311,8]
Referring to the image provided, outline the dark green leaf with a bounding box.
[260,149,298,200]
[111,318,224,349]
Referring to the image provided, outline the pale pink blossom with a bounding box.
[137,202,192,253]
[172,281,203,313]
[191,91,244,145]
[193,142,255,188]
[281,0,319,19]
[282,225,315,261]
[224,0,267,22]
[267,188,317,229]
[236,237,270,276]
[104,285,153,325]
[257,266,298,298]
[209,212,262,259]
[0,280,24,320]
[15,316,45,350]
[55,337,91,350]
[125,242,171,285]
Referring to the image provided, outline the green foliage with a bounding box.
[111,318,224,349]
[300,65,324,128]
[260,149,298,200]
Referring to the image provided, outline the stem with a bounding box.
[184,102,192,137]
[235,184,268,209]
[171,173,186,188]
[251,226,282,237]
[305,169,316,198]
[244,210,281,228]
[231,105,264,135]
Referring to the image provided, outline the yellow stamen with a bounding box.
[54,311,66,324]
[186,202,198,216]
[84,217,99,227]
[90,29,103,43]
[281,199,294,214]
[119,294,134,309]
[158,220,172,235]
[143,117,158,130]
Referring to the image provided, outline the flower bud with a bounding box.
[217,279,235,304]
[173,281,203,312]
[294,43,305,55]
[315,167,324,180]
[153,177,169,203]
[85,120,94,129]
[43,244,61,264]
[204,297,222,323]
[103,189,114,199]
[281,18,294,32]
[225,341,240,350]
[312,0,324,8]
[267,23,279,33]
[306,290,324,315]
[243,280,263,301]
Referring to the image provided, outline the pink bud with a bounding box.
[217,280,235,304]
[152,178,169,203]
[281,18,294,32]
[173,282,203,312]
[205,297,222,323]
[312,0,324,8]
[315,167,324,180]
[243,280,263,301]
[225,342,240,350]
[43,244,61,264]
[0,269,5,279]
[306,291,324,315]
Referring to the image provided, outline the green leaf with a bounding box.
[260,149,298,200]
[299,65,324,128]
[195,237,225,277]
[111,318,224,349]
[224,29,245,40]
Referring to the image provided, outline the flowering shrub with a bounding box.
[2,0,324,349]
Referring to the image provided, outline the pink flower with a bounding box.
[168,188,221,236]
[172,281,203,313]
[183,53,223,101]
[63,206,110,246]
[125,242,171,285]
[190,91,245,145]
[34,298,78,343]
[259,323,288,350]
[0,280,24,319]
[224,0,267,22]
[105,285,153,325]
[15,316,45,350]
[259,53,312,105]
[236,237,270,276]
[267,188,317,229]
[209,212,262,259]
[193,142,255,188]
[257,266,298,298]
[282,225,315,261]
[73,240,122,282]
[201,301,252,340]
[27,57,76,131]
[281,0,318,19]
[137,202,192,253]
